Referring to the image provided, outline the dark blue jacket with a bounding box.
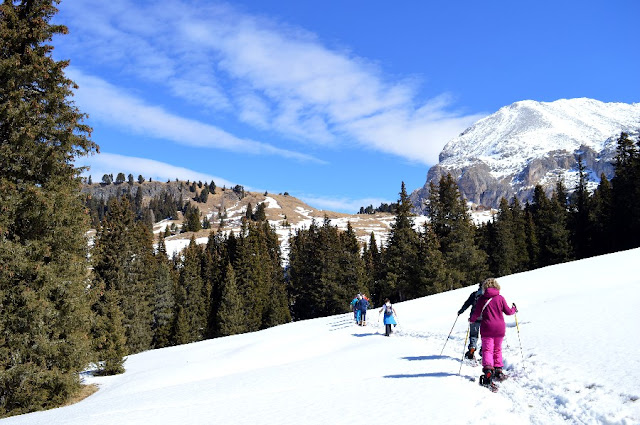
[357,298,369,312]
[459,289,482,321]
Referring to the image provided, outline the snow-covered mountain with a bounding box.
[6,248,640,424]
[411,98,640,211]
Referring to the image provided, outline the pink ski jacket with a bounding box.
[469,287,517,338]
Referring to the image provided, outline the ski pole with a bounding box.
[458,324,470,376]
[515,312,525,370]
[440,315,459,356]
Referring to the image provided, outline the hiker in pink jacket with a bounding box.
[469,278,517,389]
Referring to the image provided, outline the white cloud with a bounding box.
[68,69,322,163]
[79,152,236,187]
[58,0,484,165]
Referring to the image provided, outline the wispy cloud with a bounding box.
[79,152,237,187]
[58,0,484,165]
[68,69,322,163]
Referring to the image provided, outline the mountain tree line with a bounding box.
[480,132,640,274]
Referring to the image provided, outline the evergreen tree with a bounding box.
[127,173,134,185]
[363,232,383,304]
[381,182,420,301]
[199,186,209,203]
[427,175,488,289]
[254,202,267,221]
[151,237,176,349]
[611,132,640,250]
[174,237,207,343]
[92,196,154,355]
[93,291,127,376]
[0,0,98,415]
[138,175,145,184]
[590,174,614,255]
[530,184,571,267]
[569,157,593,259]
[217,263,245,336]
[115,172,126,184]
[415,221,449,296]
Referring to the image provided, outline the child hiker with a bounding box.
[379,298,397,336]
[458,282,484,360]
[469,278,517,390]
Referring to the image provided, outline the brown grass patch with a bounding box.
[63,384,99,407]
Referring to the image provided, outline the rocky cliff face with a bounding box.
[411,98,640,212]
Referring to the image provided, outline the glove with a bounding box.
[457,309,463,315]
[512,303,518,312]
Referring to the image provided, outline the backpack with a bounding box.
[384,304,393,315]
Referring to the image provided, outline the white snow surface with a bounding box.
[11,248,639,425]
[440,98,640,180]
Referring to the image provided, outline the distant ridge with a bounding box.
[411,98,640,211]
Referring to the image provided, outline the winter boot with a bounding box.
[465,347,476,360]
[494,367,508,382]
[479,367,497,392]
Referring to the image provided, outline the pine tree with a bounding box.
[174,237,207,343]
[151,237,176,348]
[0,0,98,416]
[217,263,245,336]
[92,197,154,355]
[93,291,127,376]
[427,175,488,289]
[382,182,421,301]
[590,174,614,255]
[611,132,640,250]
[569,157,593,259]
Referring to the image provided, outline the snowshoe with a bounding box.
[479,368,498,392]
[494,367,508,382]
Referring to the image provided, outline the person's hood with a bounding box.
[483,287,500,298]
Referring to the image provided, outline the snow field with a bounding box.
[5,248,639,424]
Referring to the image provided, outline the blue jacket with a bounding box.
[357,298,369,311]
[459,289,483,321]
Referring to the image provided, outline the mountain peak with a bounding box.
[414,98,640,210]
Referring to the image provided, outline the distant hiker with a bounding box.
[379,298,397,336]
[469,278,517,390]
[458,282,484,360]
[350,294,359,323]
[356,294,369,326]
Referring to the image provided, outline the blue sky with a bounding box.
[53,0,639,213]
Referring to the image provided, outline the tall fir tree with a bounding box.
[590,174,614,255]
[216,262,245,336]
[174,237,207,343]
[569,157,593,259]
[381,182,421,301]
[0,0,98,416]
[611,132,640,250]
[92,196,154,356]
[427,175,488,288]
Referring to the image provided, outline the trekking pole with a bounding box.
[515,312,525,370]
[458,324,470,375]
[440,315,459,356]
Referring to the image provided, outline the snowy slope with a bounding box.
[5,249,640,425]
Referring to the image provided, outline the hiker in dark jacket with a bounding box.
[357,295,369,326]
[458,282,483,360]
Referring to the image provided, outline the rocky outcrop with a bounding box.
[411,99,639,212]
